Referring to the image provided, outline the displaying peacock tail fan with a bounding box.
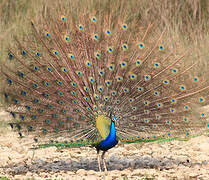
[0,0,209,153]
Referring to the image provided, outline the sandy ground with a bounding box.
[0,111,209,180]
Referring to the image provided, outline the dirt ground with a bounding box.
[0,111,209,180]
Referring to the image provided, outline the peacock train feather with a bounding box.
[0,1,209,172]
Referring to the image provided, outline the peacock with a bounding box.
[1,1,209,172]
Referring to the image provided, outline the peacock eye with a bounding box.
[111,115,117,122]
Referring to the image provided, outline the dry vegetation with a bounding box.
[0,0,209,48]
[0,0,209,63]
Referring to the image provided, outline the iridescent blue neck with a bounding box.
[97,121,118,151]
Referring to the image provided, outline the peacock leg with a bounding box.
[97,150,102,172]
[101,151,107,172]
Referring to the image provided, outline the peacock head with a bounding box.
[109,111,118,124]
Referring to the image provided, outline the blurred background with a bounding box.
[0,0,209,69]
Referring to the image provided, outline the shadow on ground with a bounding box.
[1,155,195,175]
